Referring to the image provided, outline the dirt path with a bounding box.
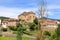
[23,34,36,38]
[2,32,49,40]
[2,32,16,37]
[2,32,36,38]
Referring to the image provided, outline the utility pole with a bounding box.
[38,0,47,40]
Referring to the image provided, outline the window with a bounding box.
[30,16,31,18]
[33,16,34,18]
[27,19,30,21]
[25,16,26,18]
[28,16,31,19]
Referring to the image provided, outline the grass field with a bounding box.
[0,36,35,40]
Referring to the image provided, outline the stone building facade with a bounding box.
[18,11,35,22]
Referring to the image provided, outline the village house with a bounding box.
[45,19,58,30]
[0,19,2,28]
[0,19,1,25]
[18,11,35,22]
[39,18,58,30]
[2,18,19,28]
[2,19,8,28]
[7,18,19,27]
[57,20,60,24]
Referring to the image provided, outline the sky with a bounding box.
[0,0,60,19]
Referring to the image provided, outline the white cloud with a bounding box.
[47,5,60,16]
[0,6,38,18]
[0,5,60,19]
[47,5,60,9]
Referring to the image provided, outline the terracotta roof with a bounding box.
[3,18,19,22]
[8,18,19,22]
[39,18,57,24]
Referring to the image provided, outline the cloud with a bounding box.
[47,5,60,9]
[0,5,60,19]
[0,6,38,18]
[47,5,60,16]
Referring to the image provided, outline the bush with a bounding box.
[56,24,60,37]
[54,24,60,40]
[9,26,17,31]
[33,17,38,25]
[2,28,7,32]
[17,24,23,40]
[0,34,2,37]
[28,22,36,31]
[44,31,51,36]
[16,23,26,40]
[13,31,17,34]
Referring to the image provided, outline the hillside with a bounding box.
[41,17,60,21]
[0,16,10,20]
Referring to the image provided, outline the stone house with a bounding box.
[7,18,19,27]
[39,18,58,30]
[2,20,8,28]
[2,18,19,28]
[18,11,35,22]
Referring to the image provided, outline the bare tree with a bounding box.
[37,0,48,40]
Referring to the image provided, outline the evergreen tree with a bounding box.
[17,23,26,40]
[55,24,60,40]
[34,17,38,25]
[28,22,36,31]
[50,24,60,40]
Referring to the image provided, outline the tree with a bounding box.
[55,24,60,40]
[56,24,60,37]
[9,26,17,31]
[49,24,60,40]
[44,31,51,36]
[34,17,38,25]
[35,25,38,30]
[17,23,26,40]
[28,22,36,31]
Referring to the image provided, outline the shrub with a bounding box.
[16,23,26,40]
[17,24,23,40]
[28,22,36,31]
[33,17,38,25]
[0,34,2,37]
[44,31,51,36]
[9,26,17,31]
[13,31,17,34]
[2,28,7,32]
[55,24,60,40]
